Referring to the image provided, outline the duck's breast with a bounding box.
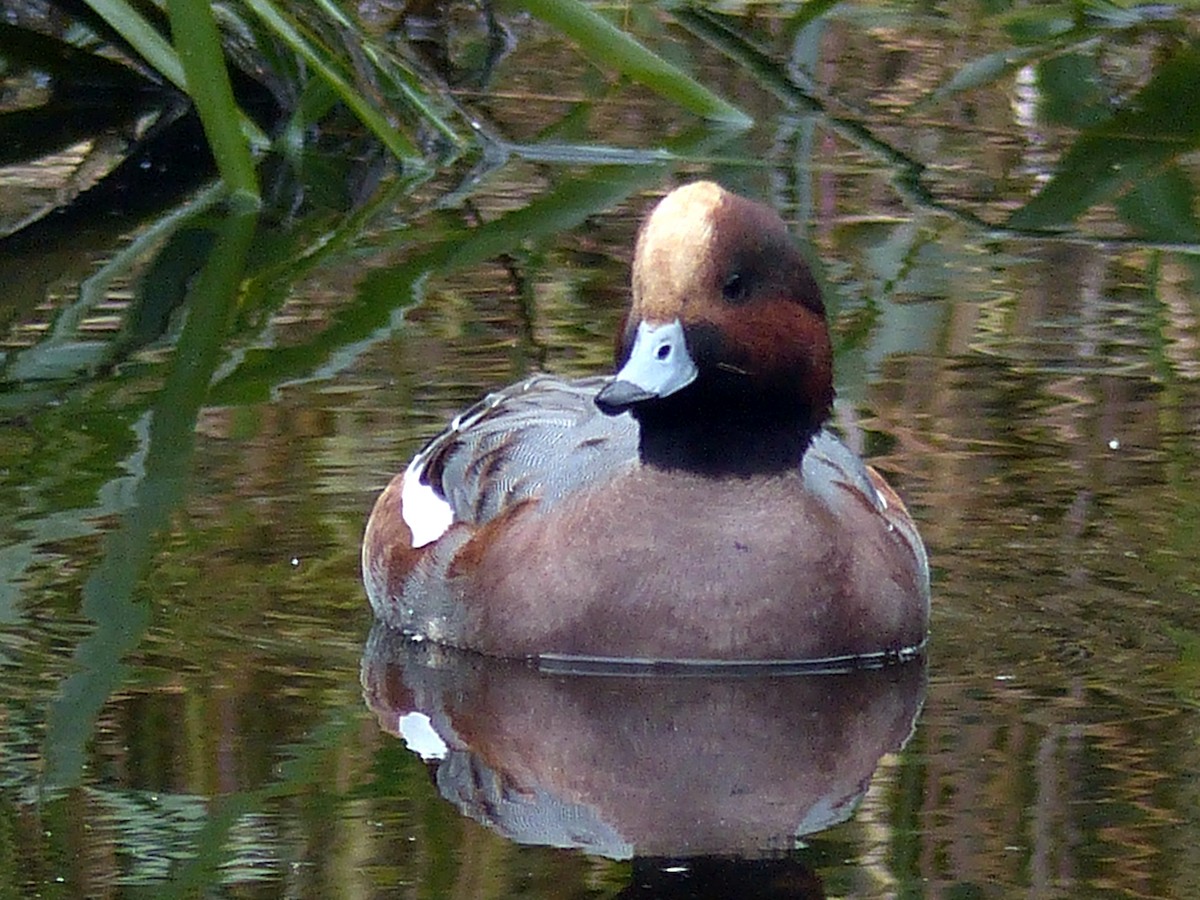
[460,431,929,661]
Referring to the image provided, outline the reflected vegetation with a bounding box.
[1,0,1199,896]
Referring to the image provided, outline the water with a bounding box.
[2,3,1200,897]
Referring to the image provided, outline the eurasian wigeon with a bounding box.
[362,181,930,663]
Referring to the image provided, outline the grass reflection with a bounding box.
[43,209,258,789]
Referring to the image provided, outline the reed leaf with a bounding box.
[241,0,425,163]
[82,0,187,90]
[508,0,753,127]
[312,0,465,147]
[166,0,260,205]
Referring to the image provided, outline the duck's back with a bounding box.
[420,375,639,526]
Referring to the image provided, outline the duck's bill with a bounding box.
[594,378,658,413]
[594,319,697,414]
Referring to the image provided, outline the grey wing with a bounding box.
[413,374,640,526]
[801,429,886,511]
[803,428,931,594]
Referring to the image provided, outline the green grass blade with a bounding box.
[312,0,465,147]
[82,0,187,90]
[166,0,260,205]
[509,0,752,127]
[242,0,425,163]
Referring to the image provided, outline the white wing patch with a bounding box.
[397,711,448,761]
[400,457,453,548]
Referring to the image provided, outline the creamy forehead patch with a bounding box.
[634,183,728,320]
[642,181,722,248]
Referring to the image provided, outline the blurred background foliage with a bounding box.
[3,1,1200,894]
[4,0,1200,232]
[3,0,1199,399]
[3,0,1200,790]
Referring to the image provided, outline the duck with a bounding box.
[362,181,930,664]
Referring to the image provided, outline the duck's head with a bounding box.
[594,181,834,434]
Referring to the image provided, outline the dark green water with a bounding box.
[2,3,1200,897]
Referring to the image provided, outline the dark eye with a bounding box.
[656,343,671,360]
[722,271,749,303]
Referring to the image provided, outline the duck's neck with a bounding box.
[632,397,823,477]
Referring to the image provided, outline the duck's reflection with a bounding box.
[361,624,925,894]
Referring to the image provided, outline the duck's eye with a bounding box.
[722,272,749,303]
[656,343,672,360]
